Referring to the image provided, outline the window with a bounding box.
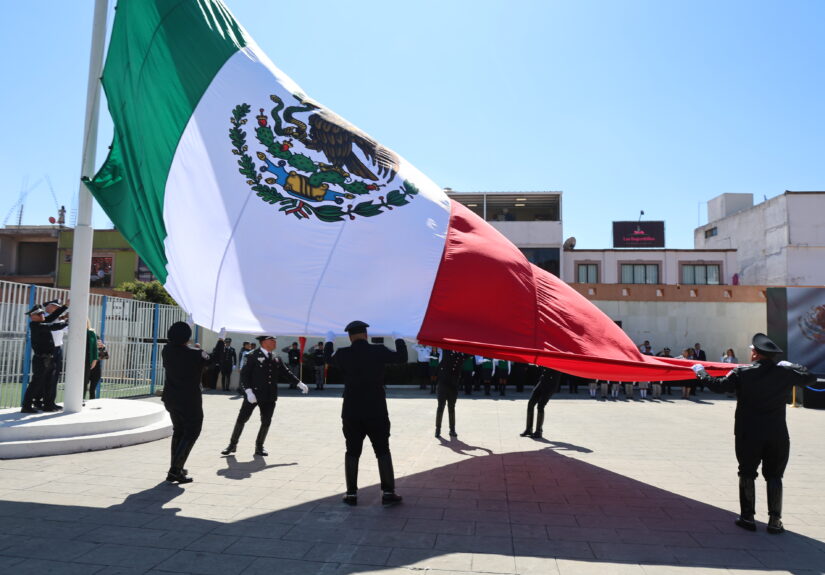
[682,264,720,285]
[620,263,659,284]
[704,227,718,239]
[576,263,599,283]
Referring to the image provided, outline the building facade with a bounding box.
[695,191,825,286]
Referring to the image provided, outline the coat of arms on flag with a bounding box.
[230,94,419,222]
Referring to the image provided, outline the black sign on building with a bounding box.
[612,221,665,248]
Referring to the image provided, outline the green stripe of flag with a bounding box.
[86,0,249,282]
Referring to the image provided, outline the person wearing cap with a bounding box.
[282,341,302,388]
[21,301,68,413]
[42,298,69,411]
[310,341,326,390]
[161,321,210,483]
[221,335,308,457]
[323,320,407,507]
[218,337,237,392]
[693,333,816,534]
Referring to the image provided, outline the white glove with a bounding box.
[245,389,258,404]
[186,313,194,327]
[325,331,335,343]
[777,360,793,367]
[217,327,227,340]
[691,364,706,375]
[297,381,309,394]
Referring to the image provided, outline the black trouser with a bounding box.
[461,371,473,394]
[220,368,232,391]
[343,417,391,459]
[735,435,790,480]
[525,386,553,432]
[235,398,277,427]
[44,346,62,407]
[417,362,428,389]
[23,354,53,408]
[165,402,204,452]
[436,385,458,431]
[86,362,102,399]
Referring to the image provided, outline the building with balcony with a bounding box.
[446,190,563,276]
[0,225,60,286]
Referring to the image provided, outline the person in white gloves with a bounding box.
[221,334,308,456]
[324,321,407,507]
[692,332,815,535]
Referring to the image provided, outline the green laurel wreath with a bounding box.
[230,103,418,221]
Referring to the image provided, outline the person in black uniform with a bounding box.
[435,349,465,438]
[221,335,308,456]
[520,367,562,439]
[21,302,68,413]
[693,333,815,534]
[161,321,209,483]
[282,341,302,387]
[310,341,326,390]
[42,298,69,411]
[218,337,237,391]
[324,320,407,507]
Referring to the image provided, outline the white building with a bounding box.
[695,191,825,286]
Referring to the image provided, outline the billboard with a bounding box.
[612,221,665,248]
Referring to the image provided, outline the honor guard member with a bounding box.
[221,335,308,456]
[282,341,302,386]
[310,341,326,390]
[693,333,815,534]
[435,349,465,438]
[42,298,69,411]
[520,367,561,439]
[218,337,237,391]
[324,321,407,507]
[162,321,209,484]
[21,303,68,413]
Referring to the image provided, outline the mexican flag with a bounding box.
[88,0,725,381]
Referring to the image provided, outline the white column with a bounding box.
[64,0,109,413]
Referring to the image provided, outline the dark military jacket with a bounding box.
[162,343,208,408]
[324,338,408,419]
[700,359,815,439]
[533,367,562,402]
[437,350,467,391]
[241,348,299,402]
[30,304,68,355]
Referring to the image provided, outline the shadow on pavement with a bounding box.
[0,447,823,574]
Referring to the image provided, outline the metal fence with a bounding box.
[0,280,186,409]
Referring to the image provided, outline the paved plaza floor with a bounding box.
[0,387,823,575]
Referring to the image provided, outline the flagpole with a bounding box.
[64,0,109,413]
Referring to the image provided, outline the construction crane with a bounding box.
[3,176,43,227]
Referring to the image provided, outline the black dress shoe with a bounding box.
[342,494,357,506]
[220,444,236,456]
[531,432,543,439]
[254,446,268,456]
[166,470,193,484]
[435,429,441,438]
[519,430,532,437]
[449,429,457,437]
[767,517,784,534]
[381,492,403,507]
[20,406,37,413]
[735,516,757,532]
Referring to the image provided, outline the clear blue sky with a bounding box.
[2,0,824,248]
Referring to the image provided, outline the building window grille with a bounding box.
[576,263,599,283]
[620,263,659,284]
[704,227,718,238]
[682,264,720,285]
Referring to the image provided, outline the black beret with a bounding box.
[750,333,783,354]
[167,321,192,344]
[344,320,369,334]
[224,338,232,344]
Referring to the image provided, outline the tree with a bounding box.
[116,280,177,305]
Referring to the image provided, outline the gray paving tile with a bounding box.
[303,543,392,565]
[153,550,255,574]
[73,543,176,570]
